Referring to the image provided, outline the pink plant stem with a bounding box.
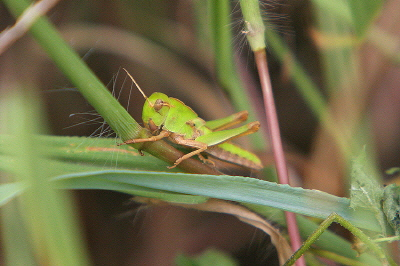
[255,49,306,266]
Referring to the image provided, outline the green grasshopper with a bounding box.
[121,70,263,170]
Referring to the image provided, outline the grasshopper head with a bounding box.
[142,92,171,130]
[122,69,171,131]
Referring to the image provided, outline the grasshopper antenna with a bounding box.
[123,68,153,106]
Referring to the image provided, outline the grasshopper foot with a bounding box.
[167,162,179,169]
[167,157,185,169]
[198,153,215,167]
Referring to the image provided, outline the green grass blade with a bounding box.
[52,169,380,232]
[312,0,383,38]
[0,182,25,205]
[2,0,141,142]
[51,169,379,263]
[0,131,380,263]
[1,201,37,266]
[0,88,90,266]
[3,136,378,231]
[36,135,177,171]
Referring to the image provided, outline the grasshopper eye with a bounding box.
[153,99,164,112]
[154,99,171,112]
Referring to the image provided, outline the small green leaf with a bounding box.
[350,149,383,209]
[350,149,386,233]
[385,167,400,175]
[382,184,400,235]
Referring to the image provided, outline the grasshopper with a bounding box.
[121,70,263,170]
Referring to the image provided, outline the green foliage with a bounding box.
[0,134,383,263]
[350,149,400,237]
[0,89,90,266]
[312,0,383,38]
[382,184,400,235]
[386,168,400,175]
[284,213,389,266]
[175,249,238,266]
[350,149,387,233]
[347,0,383,37]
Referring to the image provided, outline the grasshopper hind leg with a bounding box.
[168,134,208,168]
[205,111,249,131]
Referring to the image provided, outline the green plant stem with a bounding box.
[208,0,265,150]
[310,248,370,266]
[238,0,265,51]
[284,213,393,266]
[2,0,221,175]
